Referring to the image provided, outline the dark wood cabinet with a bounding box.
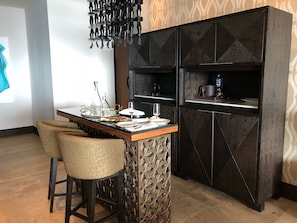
[149,28,177,66]
[213,113,260,209]
[180,64,262,111]
[179,107,212,185]
[216,8,265,63]
[129,27,177,68]
[180,20,216,66]
[126,6,292,211]
[180,7,266,66]
[128,33,150,67]
[179,107,261,209]
[128,28,179,172]
[178,6,292,211]
[129,68,177,102]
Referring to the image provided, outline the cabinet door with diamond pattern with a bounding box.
[179,107,212,186]
[213,113,260,210]
[180,20,216,66]
[129,33,150,67]
[149,28,177,66]
[216,8,266,63]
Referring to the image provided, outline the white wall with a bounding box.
[46,0,115,120]
[0,6,32,130]
[0,0,116,129]
[0,0,146,129]
[26,0,54,123]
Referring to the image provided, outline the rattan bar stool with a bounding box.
[57,131,125,223]
[37,120,84,212]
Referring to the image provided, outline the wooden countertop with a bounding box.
[57,107,178,142]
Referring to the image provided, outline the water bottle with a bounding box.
[152,83,160,96]
[216,74,223,98]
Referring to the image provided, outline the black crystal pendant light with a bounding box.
[88,0,143,48]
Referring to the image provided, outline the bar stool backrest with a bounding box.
[36,120,80,158]
[58,132,125,180]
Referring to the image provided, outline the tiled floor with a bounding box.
[1,133,297,222]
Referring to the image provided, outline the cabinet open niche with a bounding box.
[181,64,262,110]
[129,67,177,102]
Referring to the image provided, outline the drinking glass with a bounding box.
[153,103,160,119]
[128,101,134,120]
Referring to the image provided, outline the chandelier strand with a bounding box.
[88,0,143,48]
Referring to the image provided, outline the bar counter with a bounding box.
[57,107,178,223]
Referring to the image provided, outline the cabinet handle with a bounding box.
[199,62,233,66]
[126,76,129,88]
[198,109,214,114]
[214,111,232,115]
[141,102,153,105]
[137,66,162,68]
[197,109,231,116]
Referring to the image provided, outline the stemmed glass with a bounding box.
[153,103,160,119]
[128,101,135,121]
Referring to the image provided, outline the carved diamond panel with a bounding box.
[216,8,266,62]
[179,108,212,185]
[180,21,216,65]
[124,135,171,223]
[129,34,150,67]
[149,28,177,66]
[214,114,259,208]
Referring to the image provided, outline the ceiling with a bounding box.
[0,0,38,9]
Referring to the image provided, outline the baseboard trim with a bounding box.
[281,182,297,202]
[0,126,36,137]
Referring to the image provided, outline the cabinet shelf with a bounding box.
[135,95,175,101]
[181,68,261,106]
[129,68,177,102]
[185,98,258,109]
[180,62,262,71]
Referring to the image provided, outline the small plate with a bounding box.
[132,118,149,123]
[115,121,136,128]
[150,118,170,126]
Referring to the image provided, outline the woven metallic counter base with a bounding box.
[123,134,171,223]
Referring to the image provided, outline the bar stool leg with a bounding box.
[65,175,73,223]
[49,158,58,212]
[86,180,96,223]
[117,171,124,223]
[48,158,54,200]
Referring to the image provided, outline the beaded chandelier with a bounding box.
[88,0,143,48]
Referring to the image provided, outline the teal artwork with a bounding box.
[0,44,9,93]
